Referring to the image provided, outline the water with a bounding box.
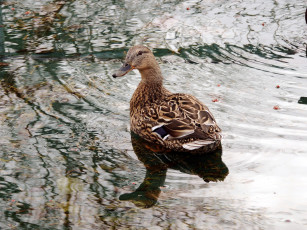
[0,0,307,229]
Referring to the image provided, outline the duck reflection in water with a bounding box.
[119,132,229,208]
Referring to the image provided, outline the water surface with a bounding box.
[1,0,307,229]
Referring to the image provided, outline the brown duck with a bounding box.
[113,45,221,152]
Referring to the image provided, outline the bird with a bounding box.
[112,45,221,152]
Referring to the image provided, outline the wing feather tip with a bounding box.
[183,140,216,150]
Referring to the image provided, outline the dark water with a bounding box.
[0,0,307,229]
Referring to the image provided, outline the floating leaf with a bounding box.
[0,62,9,66]
[273,105,280,110]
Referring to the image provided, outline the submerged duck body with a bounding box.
[113,45,221,152]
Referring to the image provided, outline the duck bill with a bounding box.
[112,63,133,78]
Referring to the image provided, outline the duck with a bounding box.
[112,45,222,152]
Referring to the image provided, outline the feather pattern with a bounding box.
[130,93,221,151]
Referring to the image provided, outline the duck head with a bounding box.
[112,45,156,78]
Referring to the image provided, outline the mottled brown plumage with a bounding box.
[113,45,221,152]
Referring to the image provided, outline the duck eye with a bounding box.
[137,51,143,56]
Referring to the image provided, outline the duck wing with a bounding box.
[151,94,221,146]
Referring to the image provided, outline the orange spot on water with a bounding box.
[273,105,280,110]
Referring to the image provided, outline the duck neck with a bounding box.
[139,66,166,99]
[130,66,169,114]
[139,66,163,85]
